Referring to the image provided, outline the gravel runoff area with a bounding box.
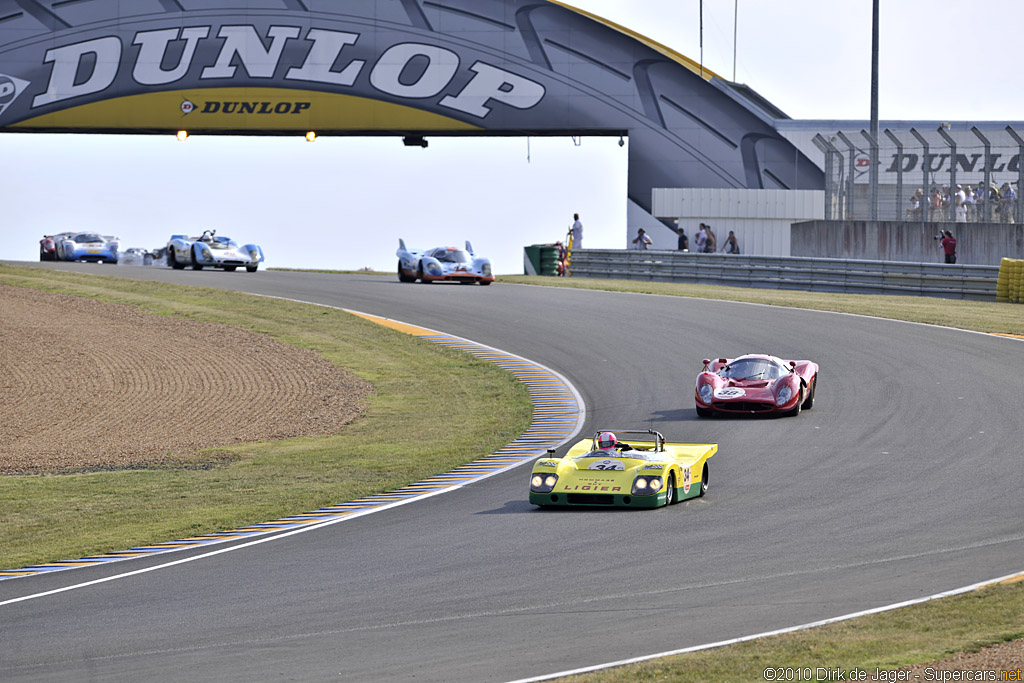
[1,283,1020,671]
[0,284,372,475]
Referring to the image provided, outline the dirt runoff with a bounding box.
[0,284,372,475]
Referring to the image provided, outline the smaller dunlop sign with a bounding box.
[13,88,480,132]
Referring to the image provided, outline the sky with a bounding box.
[3,1,1023,274]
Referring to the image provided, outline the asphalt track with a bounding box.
[3,263,1023,683]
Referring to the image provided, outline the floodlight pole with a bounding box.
[869,0,880,221]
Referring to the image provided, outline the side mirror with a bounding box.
[546,448,562,459]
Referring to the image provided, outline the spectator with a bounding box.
[939,229,957,264]
[570,213,583,249]
[1000,183,1016,222]
[722,230,740,254]
[930,188,943,221]
[631,227,652,250]
[695,223,708,252]
[703,225,717,253]
[963,185,976,222]
[954,184,967,223]
[907,194,921,219]
[673,224,689,251]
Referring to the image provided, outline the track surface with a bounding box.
[3,264,1023,683]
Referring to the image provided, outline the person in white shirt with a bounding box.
[632,228,653,249]
[571,213,583,249]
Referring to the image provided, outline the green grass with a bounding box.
[0,264,533,569]
[556,580,1024,682]
[3,263,1021,678]
[500,275,1024,336]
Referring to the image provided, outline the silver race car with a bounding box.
[166,230,264,272]
[397,239,494,285]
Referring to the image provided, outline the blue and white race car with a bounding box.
[397,239,494,285]
[166,230,264,272]
[55,232,120,263]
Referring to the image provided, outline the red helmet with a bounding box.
[597,432,617,450]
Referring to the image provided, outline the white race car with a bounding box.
[397,239,494,285]
[166,230,264,272]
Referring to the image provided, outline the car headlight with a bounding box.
[632,476,662,496]
[530,473,558,493]
[248,248,259,261]
[776,384,793,406]
[201,248,212,260]
[426,262,443,276]
[481,263,492,276]
[698,383,713,404]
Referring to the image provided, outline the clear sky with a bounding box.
[3,1,1022,274]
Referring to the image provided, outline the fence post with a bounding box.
[937,126,957,221]
[860,129,879,220]
[910,128,930,225]
[836,131,858,220]
[883,129,904,222]
[1006,126,1024,224]
[971,126,993,223]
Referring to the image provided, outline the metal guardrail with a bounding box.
[568,250,998,300]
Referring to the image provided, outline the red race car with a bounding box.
[695,354,818,417]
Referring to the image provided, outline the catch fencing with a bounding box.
[566,249,998,300]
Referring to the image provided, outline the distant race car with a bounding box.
[396,239,494,285]
[694,354,818,417]
[39,232,73,261]
[54,232,120,263]
[117,248,156,266]
[166,229,264,272]
[529,429,717,509]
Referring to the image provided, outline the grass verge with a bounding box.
[0,264,533,569]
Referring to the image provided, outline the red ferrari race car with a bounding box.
[694,354,818,417]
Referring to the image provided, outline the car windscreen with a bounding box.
[719,358,786,380]
[435,249,469,263]
[74,234,103,243]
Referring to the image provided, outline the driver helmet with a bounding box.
[597,432,617,450]
[201,232,213,242]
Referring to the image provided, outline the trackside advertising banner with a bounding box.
[0,0,822,210]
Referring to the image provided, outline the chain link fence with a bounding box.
[813,125,1024,225]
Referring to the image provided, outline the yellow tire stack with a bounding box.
[1016,260,1024,303]
[997,258,1012,302]
[999,258,1024,303]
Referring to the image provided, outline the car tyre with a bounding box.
[417,262,431,284]
[698,463,709,497]
[224,265,237,272]
[479,280,491,286]
[695,405,713,418]
[398,260,416,283]
[167,248,184,269]
[246,265,258,273]
[664,473,676,506]
[191,247,204,270]
[786,387,804,417]
[803,376,817,409]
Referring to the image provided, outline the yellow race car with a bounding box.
[529,430,717,508]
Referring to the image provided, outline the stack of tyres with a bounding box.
[997,258,1012,302]
[538,245,560,276]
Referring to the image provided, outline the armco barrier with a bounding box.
[567,250,999,300]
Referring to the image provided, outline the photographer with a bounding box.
[936,229,957,264]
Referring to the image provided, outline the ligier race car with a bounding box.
[529,430,717,509]
[54,232,120,263]
[166,230,264,272]
[695,354,818,418]
[39,232,73,261]
[397,239,494,284]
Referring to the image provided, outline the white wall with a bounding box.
[650,188,824,256]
